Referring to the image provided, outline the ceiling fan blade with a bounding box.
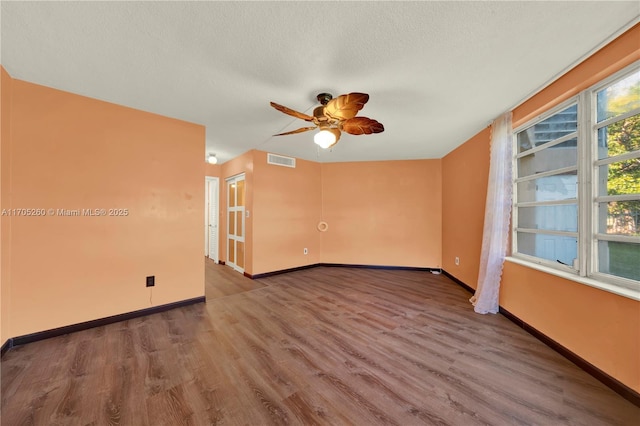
[270,102,314,122]
[324,93,369,120]
[273,126,317,136]
[342,117,384,135]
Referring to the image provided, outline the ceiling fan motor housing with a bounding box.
[313,106,329,125]
[316,93,333,105]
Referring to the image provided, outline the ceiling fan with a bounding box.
[270,92,384,149]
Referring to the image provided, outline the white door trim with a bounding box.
[205,177,219,262]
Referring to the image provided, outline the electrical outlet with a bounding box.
[146,276,155,287]
[455,257,460,266]
[303,248,308,255]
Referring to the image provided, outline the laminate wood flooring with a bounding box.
[2,259,639,425]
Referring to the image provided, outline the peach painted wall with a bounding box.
[501,262,640,391]
[5,77,205,337]
[442,24,640,391]
[252,151,322,274]
[1,66,13,345]
[215,150,322,276]
[219,153,442,274]
[320,160,442,268]
[441,128,490,285]
[204,163,221,177]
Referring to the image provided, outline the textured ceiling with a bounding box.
[1,1,638,164]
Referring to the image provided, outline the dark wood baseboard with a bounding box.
[441,270,476,294]
[441,270,640,408]
[246,264,321,279]
[321,263,436,272]
[499,306,640,408]
[1,338,11,357]
[1,296,205,357]
[247,263,439,280]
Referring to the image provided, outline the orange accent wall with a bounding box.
[441,128,490,285]
[321,160,442,267]
[3,75,205,338]
[442,24,640,392]
[1,66,13,345]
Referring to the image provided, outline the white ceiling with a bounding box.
[1,1,638,164]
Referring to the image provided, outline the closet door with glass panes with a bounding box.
[226,174,245,273]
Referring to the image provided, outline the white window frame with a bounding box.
[512,97,580,273]
[510,62,640,300]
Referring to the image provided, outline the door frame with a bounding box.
[205,177,219,262]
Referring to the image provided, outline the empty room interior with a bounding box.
[1,2,639,425]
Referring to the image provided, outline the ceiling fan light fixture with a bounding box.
[314,129,337,149]
[270,92,382,149]
[207,154,218,164]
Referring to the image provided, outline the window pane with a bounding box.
[599,201,640,236]
[596,114,640,159]
[236,180,245,207]
[518,205,577,232]
[228,183,236,207]
[228,239,235,264]
[517,104,577,153]
[237,241,245,269]
[518,138,577,176]
[598,160,640,196]
[228,211,235,235]
[596,71,640,123]
[517,173,577,203]
[517,232,577,266]
[236,211,243,237]
[597,240,640,281]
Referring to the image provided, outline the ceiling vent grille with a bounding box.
[267,153,296,168]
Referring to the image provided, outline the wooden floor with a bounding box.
[2,260,639,425]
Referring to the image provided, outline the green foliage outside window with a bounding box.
[605,83,640,235]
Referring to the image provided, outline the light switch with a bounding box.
[246,210,250,218]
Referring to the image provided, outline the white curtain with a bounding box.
[470,112,513,314]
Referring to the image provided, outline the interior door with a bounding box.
[206,177,219,262]
[226,174,245,272]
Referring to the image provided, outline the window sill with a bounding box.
[504,257,640,301]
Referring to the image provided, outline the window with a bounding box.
[513,63,640,294]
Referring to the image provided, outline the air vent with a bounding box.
[267,153,296,168]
